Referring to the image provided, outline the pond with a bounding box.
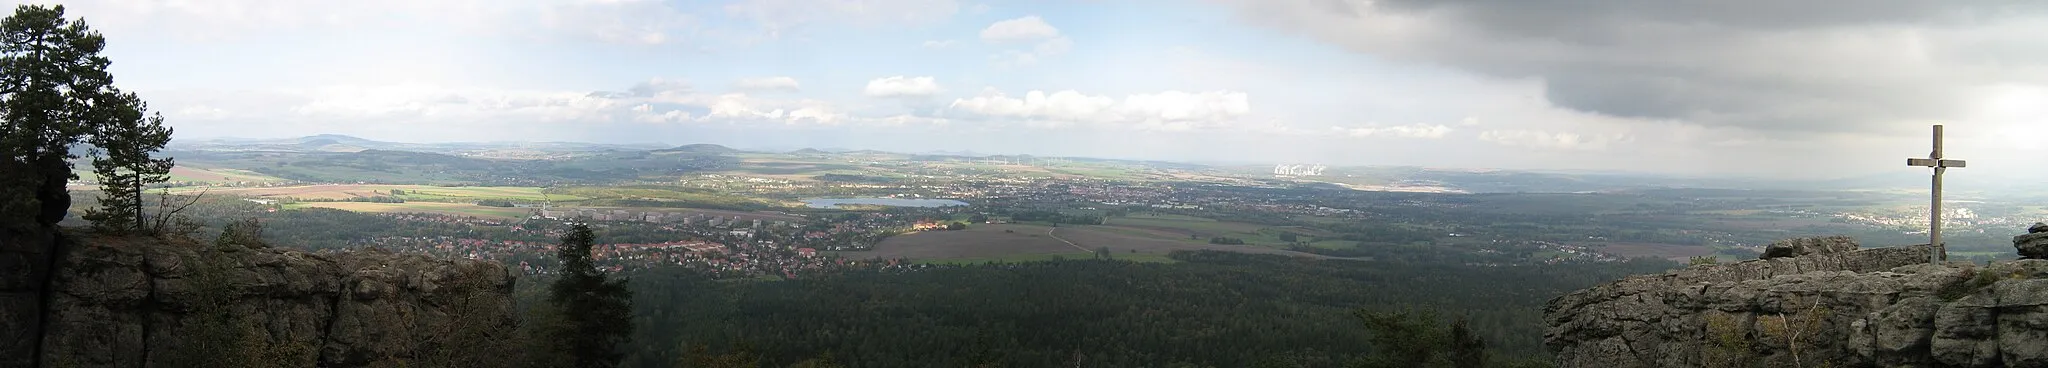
[802,197,969,209]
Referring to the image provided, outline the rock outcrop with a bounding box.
[1760,236,1859,259]
[1546,242,2048,367]
[30,233,520,368]
[2016,223,2048,260]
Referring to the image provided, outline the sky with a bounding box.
[12,0,2048,180]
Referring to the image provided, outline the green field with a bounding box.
[914,252,1177,265]
[286,201,535,219]
[1109,215,1268,235]
[168,165,288,184]
[182,184,580,202]
[554,185,775,210]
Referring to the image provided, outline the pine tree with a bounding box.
[0,4,130,231]
[82,92,172,234]
[1447,317,1489,368]
[546,223,635,368]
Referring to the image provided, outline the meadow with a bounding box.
[286,201,535,219]
[839,221,1332,263]
[179,184,580,202]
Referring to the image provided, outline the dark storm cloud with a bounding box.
[1226,0,2048,134]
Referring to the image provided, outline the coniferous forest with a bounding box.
[517,251,1676,368]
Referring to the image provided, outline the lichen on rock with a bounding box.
[35,234,521,368]
[1547,233,2048,368]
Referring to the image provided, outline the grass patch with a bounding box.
[287,202,534,219]
[913,252,1103,265]
[174,184,580,202]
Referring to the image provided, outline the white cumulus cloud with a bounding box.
[979,15,1072,67]
[863,76,943,97]
[980,15,1060,43]
[949,89,1251,130]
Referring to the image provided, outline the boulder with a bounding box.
[2019,223,2048,260]
[1760,235,1859,259]
[1548,237,2048,368]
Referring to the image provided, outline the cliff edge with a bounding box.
[8,232,519,368]
[1545,237,2048,367]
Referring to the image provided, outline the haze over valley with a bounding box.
[6,1,2048,367]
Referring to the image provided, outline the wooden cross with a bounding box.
[1906,124,1966,263]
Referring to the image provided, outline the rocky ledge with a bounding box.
[33,234,518,368]
[1545,239,2048,368]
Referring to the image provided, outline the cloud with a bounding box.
[724,0,960,38]
[1334,124,1453,139]
[626,78,693,97]
[980,15,1060,43]
[14,0,702,45]
[1478,129,1630,151]
[1215,0,2048,136]
[539,0,697,45]
[979,16,1072,67]
[171,105,231,120]
[863,76,943,97]
[948,89,1252,130]
[733,76,802,92]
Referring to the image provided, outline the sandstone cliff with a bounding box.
[9,233,520,368]
[1545,240,2048,368]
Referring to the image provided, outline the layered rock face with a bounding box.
[2017,223,2048,260]
[1546,240,2048,368]
[33,234,519,368]
[1760,236,1858,259]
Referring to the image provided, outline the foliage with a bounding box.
[1689,255,1719,266]
[81,91,172,234]
[1209,237,1247,245]
[599,251,1673,367]
[158,245,318,367]
[213,217,265,250]
[0,4,140,231]
[1350,309,1502,368]
[1007,210,1105,225]
[1703,312,1750,368]
[538,223,636,368]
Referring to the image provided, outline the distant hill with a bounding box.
[789,148,829,155]
[653,144,740,154]
[172,134,666,155]
[296,134,379,145]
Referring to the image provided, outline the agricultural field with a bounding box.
[286,202,535,219]
[839,222,1333,262]
[1103,213,1296,246]
[1589,242,1717,262]
[1050,226,1333,259]
[168,165,288,184]
[837,224,1083,260]
[915,252,1179,265]
[179,184,578,202]
[569,207,804,222]
[552,185,775,210]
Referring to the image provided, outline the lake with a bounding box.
[803,198,969,209]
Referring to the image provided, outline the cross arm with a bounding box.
[1907,158,1967,168]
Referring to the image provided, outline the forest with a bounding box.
[546,251,1677,367]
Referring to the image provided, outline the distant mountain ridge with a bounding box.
[161,134,2026,197]
[172,134,668,154]
[652,144,740,154]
